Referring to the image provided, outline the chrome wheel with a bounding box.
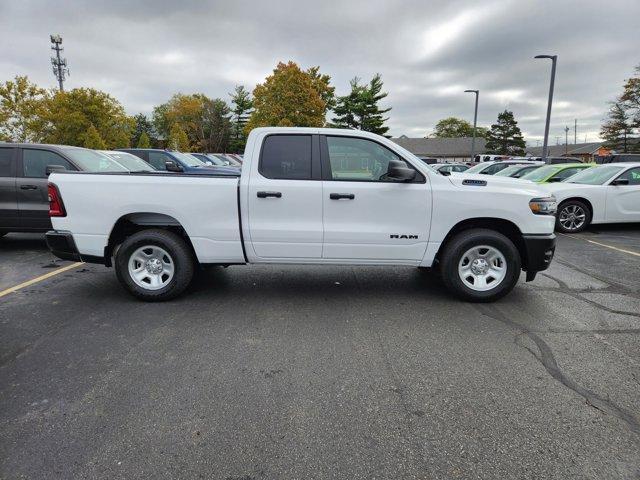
[128,245,175,290]
[458,245,507,291]
[558,205,586,231]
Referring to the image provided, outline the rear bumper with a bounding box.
[522,233,556,281]
[46,230,105,264]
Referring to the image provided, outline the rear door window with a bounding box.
[259,135,312,180]
[22,149,75,178]
[0,147,16,177]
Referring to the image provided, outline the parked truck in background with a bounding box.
[45,127,557,302]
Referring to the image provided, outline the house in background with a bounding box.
[391,137,486,162]
[525,142,607,162]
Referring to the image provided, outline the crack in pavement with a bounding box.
[475,303,640,440]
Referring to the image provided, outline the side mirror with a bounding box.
[165,160,183,172]
[610,178,629,186]
[46,165,67,176]
[387,160,416,182]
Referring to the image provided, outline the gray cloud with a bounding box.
[1,0,638,143]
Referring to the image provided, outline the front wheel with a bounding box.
[556,200,591,233]
[114,229,195,301]
[439,229,521,302]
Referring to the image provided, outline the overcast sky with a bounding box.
[2,0,639,143]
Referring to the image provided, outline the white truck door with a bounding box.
[246,134,323,259]
[320,135,430,263]
[605,166,640,222]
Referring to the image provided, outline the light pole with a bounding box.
[464,89,479,162]
[534,55,557,163]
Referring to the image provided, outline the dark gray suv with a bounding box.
[0,144,126,236]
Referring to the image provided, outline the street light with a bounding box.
[464,89,479,162]
[535,55,557,163]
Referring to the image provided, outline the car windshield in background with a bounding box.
[173,152,205,167]
[103,152,155,171]
[204,154,226,166]
[61,148,128,172]
[494,165,524,177]
[564,165,624,185]
[521,165,560,182]
[465,163,489,174]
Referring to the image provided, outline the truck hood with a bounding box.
[448,172,547,194]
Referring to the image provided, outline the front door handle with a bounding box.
[257,191,282,198]
[20,185,38,190]
[330,193,355,200]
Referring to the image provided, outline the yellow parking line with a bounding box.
[559,233,640,257]
[0,262,84,299]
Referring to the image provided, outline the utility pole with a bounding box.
[564,126,569,154]
[464,90,479,162]
[574,119,577,145]
[534,55,557,163]
[50,35,69,92]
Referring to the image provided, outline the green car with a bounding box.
[520,163,595,183]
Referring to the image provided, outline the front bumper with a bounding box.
[522,233,556,281]
[46,230,106,264]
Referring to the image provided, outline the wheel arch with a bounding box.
[558,196,593,215]
[435,217,526,267]
[105,212,197,266]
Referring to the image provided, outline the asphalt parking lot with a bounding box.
[1,228,639,479]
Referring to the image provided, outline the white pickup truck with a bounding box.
[46,127,557,302]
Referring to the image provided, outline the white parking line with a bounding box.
[559,233,640,258]
[0,262,84,299]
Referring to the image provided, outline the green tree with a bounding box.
[431,117,488,138]
[332,74,391,135]
[246,61,327,132]
[131,113,155,147]
[484,110,526,155]
[0,75,47,142]
[41,88,133,148]
[82,124,107,149]
[167,123,190,151]
[307,66,336,115]
[137,131,151,148]
[201,98,232,152]
[229,85,253,152]
[601,102,635,153]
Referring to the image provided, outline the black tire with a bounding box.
[555,200,591,233]
[439,228,521,302]
[114,229,194,301]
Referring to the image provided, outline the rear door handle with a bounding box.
[330,193,355,200]
[20,185,38,190]
[257,191,282,198]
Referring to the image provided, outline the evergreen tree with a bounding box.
[229,85,253,153]
[137,131,151,148]
[82,124,107,149]
[131,113,155,147]
[484,110,526,155]
[167,123,190,151]
[332,74,391,135]
[601,65,640,153]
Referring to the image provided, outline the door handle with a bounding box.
[20,185,38,190]
[330,193,355,200]
[257,191,282,198]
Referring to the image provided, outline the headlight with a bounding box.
[529,196,557,215]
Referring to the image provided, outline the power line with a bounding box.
[50,34,69,92]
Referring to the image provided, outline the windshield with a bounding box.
[102,151,155,171]
[521,165,561,182]
[494,165,524,177]
[172,152,205,167]
[564,165,624,185]
[204,154,226,166]
[465,162,490,174]
[61,148,128,172]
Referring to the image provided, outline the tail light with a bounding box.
[48,183,66,217]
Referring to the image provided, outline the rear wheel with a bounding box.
[556,200,591,233]
[115,229,194,301]
[440,229,521,302]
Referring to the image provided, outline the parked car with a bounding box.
[519,163,594,184]
[494,164,542,178]
[432,163,470,175]
[544,163,640,233]
[189,153,242,168]
[526,156,584,165]
[474,154,511,162]
[99,150,156,172]
[418,157,439,165]
[465,160,543,176]
[0,144,126,236]
[117,149,239,175]
[596,154,640,164]
[46,127,557,302]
